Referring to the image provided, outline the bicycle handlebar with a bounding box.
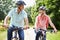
[32,27,57,33]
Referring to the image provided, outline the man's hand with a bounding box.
[4,16,10,29]
[24,25,29,30]
[3,24,9,29]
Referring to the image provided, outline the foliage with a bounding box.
[0,11,6,20]
[0,0,16,20]
[0,0,60,29]
[25,7,33,24]
[30,0,60,29]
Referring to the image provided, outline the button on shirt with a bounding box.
[7,8,27,27]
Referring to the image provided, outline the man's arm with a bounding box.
[48,16,57,32]
[24,18,29,29]
[4,16,10,28]
[4,9,14,28]
[23,11,29,29]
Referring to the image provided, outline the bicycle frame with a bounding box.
[12,27,23,40]
[35,29,46,40]
[39,31,44,40]
[39,35,43,40]
[12,30,19,40]
[12,27,29,40]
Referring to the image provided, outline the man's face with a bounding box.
[18,5,24,11]
[39,10,45,15]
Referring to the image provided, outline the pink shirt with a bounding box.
[36,15,49,30]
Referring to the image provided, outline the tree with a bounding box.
[46,0,60,29]
[31,0,60,29]
[25,7,33,24]
[0,0,16,20]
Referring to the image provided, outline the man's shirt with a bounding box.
[7,8,27,27]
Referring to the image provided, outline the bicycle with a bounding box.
[2,24,29,40]
[34,28,55,40]
[12,25,30,40]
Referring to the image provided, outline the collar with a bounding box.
[15,8,23,14]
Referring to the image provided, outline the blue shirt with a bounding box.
[7,8,28,27]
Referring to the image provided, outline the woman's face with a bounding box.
[39,10,46,15]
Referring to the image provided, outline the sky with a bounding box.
[12,0,36,8]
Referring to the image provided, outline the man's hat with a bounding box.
[16,1,26,5]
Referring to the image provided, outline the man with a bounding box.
[4,1,29,40]
[35,6,57,40]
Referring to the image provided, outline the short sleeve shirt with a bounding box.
[7,8,28,27]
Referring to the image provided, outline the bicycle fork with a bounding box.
[12,30,19,40]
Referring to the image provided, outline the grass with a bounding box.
[47,31,60,40]
[0,30,7,40]
[0,30,60,40]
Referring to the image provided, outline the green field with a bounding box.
[0,30,60,40]
[47,31,60,40]
[0,30,7,40]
